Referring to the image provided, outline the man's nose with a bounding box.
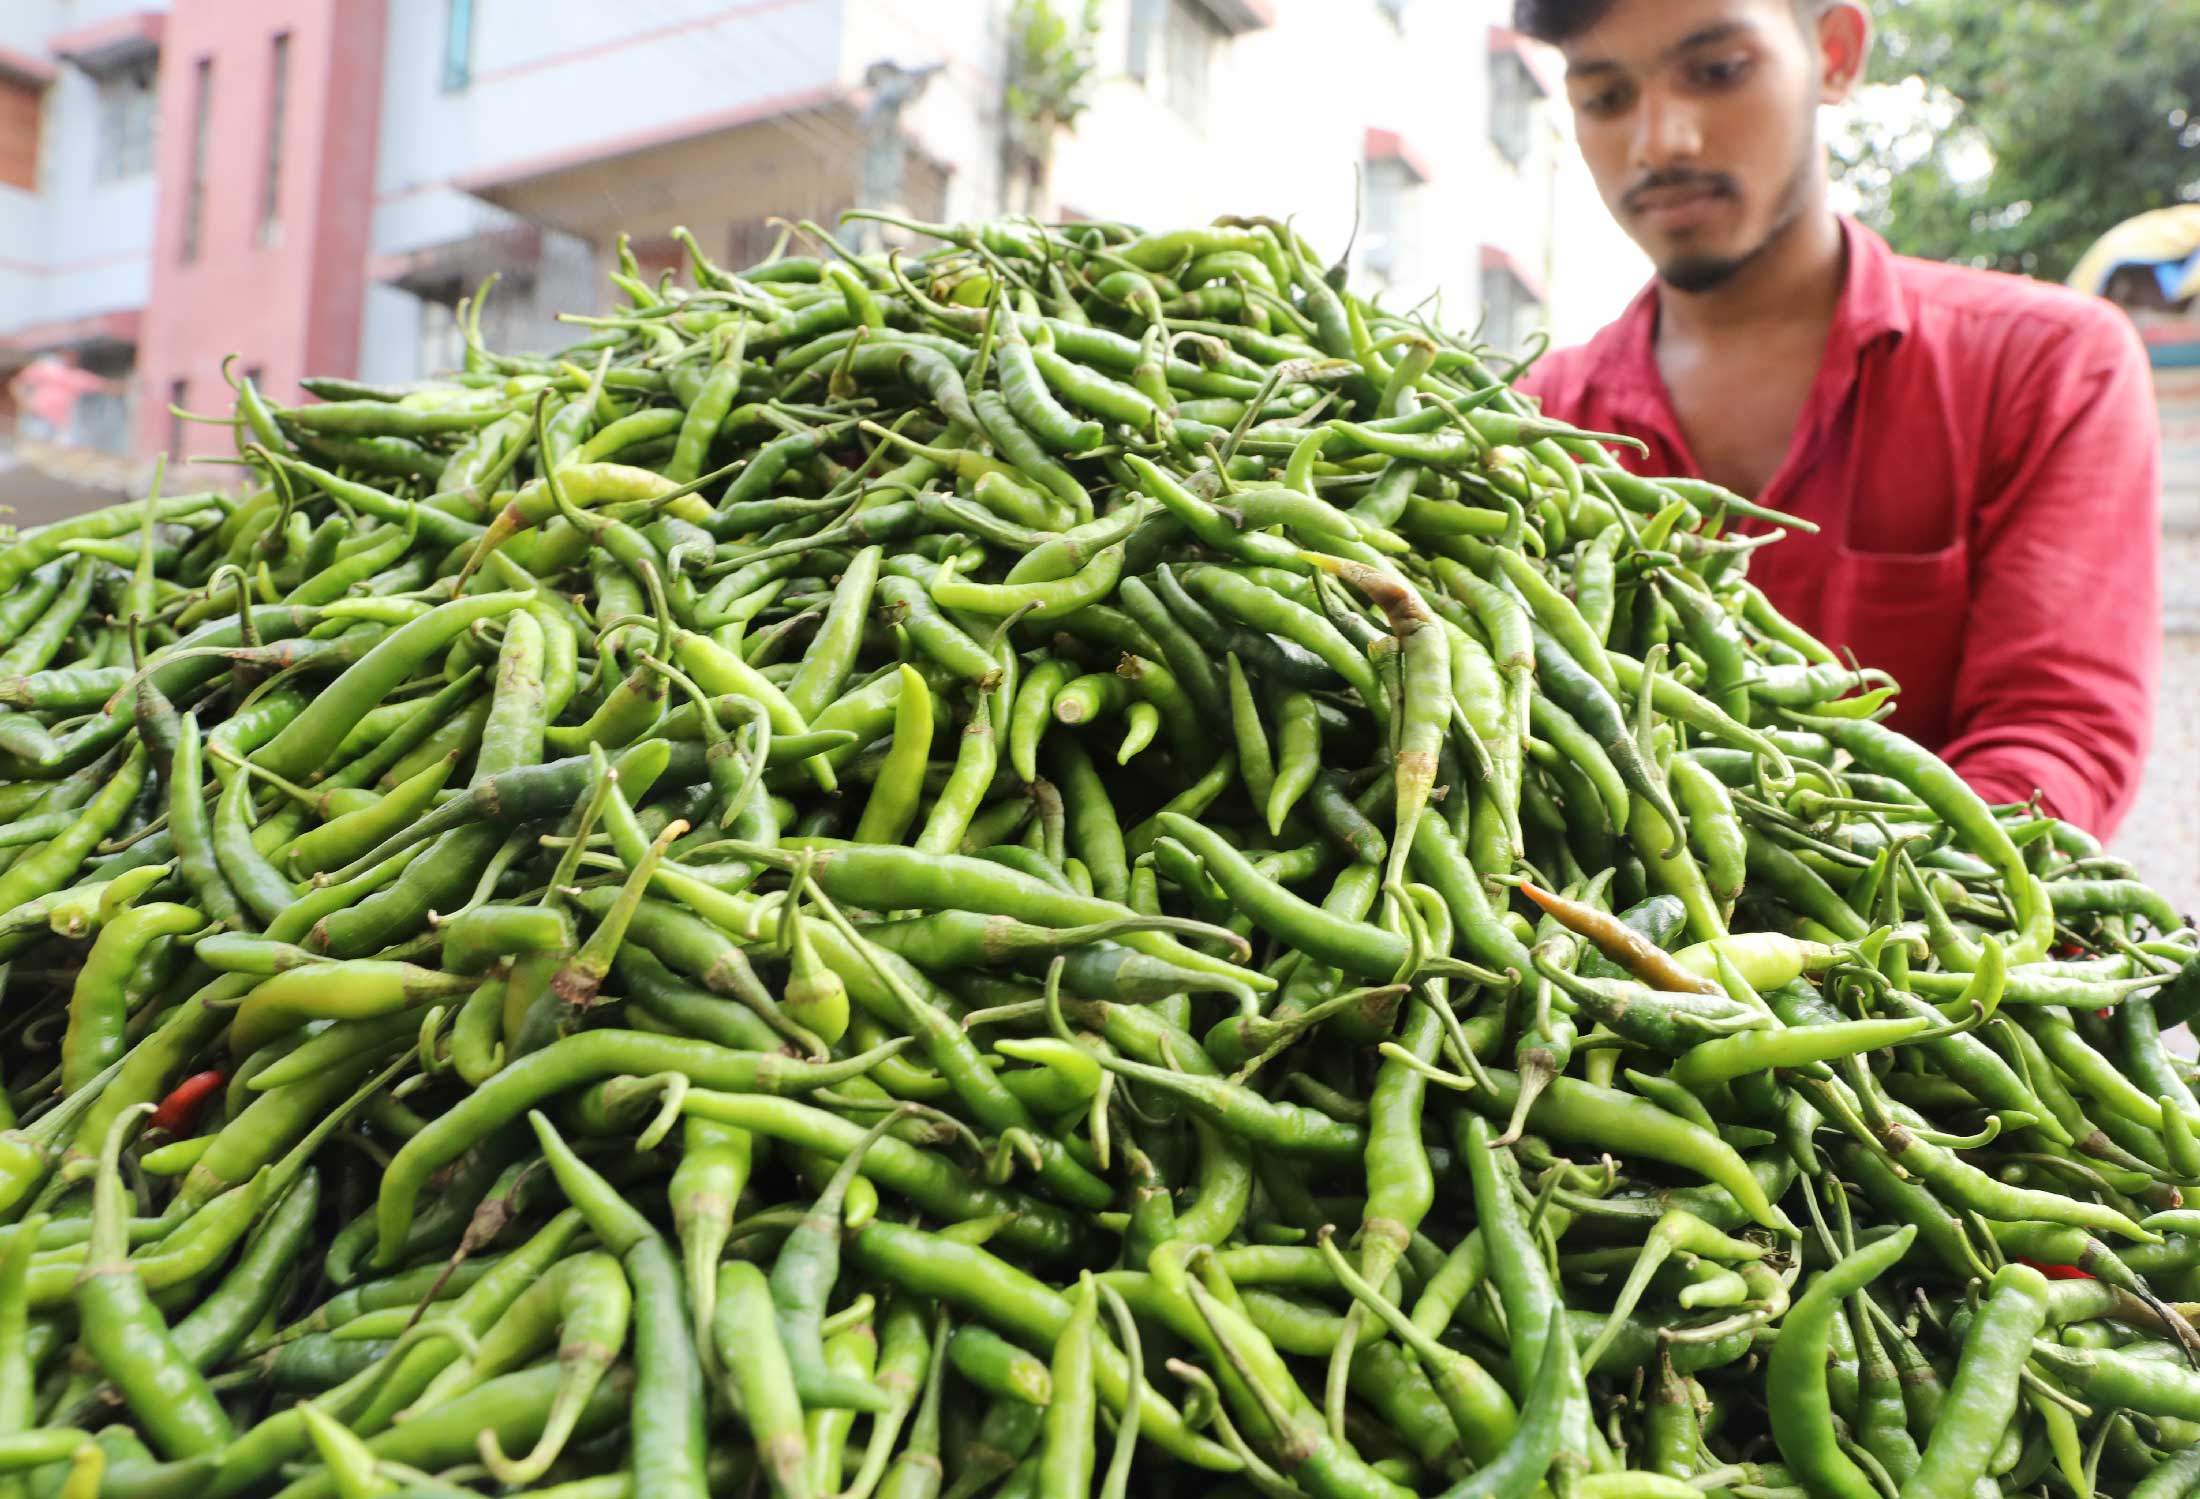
[1632,87,1704,172]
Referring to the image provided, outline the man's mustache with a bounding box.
[1622,170,1739,214]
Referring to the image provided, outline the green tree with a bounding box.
[1833,0,2200,280]
[1001,0,1101,217]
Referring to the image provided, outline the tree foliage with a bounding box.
[1833,0,2200,280]
[1005,0,1101,147]
[1001,0,1101,216]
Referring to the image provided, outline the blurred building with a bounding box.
[0,0,1576,464]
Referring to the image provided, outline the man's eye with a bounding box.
[1692,55,1752,87]
[1578,87,1628,116]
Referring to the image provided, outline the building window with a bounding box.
[413,276,532,377]
[181,58,213,261]
[74,346,135,457]
[1362,156,1419,283]
[74,388,131,455]
[260,34,289,245]
[443,0,475,91]
[93,61,157,181]
[1490,51,1538,167]
[1127,0,1162,82]
[0,76,40,191]
[417,283,467,377]
[1482,262,1543,355]
[1130,0,1222,127]
[166,378,187,458]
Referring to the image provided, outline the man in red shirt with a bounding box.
[1512,0,2161,836]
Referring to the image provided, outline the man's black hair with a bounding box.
[1511,0,1611,40]
[1513,0,1829,44]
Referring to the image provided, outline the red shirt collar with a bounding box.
[1582,216,1912,396]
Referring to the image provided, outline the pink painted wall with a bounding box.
[134,0,387,460]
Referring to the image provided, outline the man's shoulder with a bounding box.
[1890,252,2140,367]
[1514,325,1627,408]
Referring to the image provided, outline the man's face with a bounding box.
[1558,0,1855,292]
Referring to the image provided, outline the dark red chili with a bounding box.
[2014,1257,2094,1282]
[148,1070,226,1136]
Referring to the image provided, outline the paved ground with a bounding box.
[2113,365,2200,919]
[2115,604,2200,918]
[2111,367,2199,1059]
[0,438,147,530]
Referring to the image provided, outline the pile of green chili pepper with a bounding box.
[0,210,2195,1499]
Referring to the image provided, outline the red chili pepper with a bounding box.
[147,1070,225,1136]
[2015,1256,2094,1282]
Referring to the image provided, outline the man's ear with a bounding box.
[1815,2,1871,104]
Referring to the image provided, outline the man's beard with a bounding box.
[1651,134,1819,295]
[1660,252,1757,294]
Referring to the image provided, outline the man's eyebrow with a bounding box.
[1566,18,1753,81]
[1664,20,1752,60]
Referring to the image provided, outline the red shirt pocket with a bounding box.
[1814,544,1972,747]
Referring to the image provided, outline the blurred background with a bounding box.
[0,0,2192,898]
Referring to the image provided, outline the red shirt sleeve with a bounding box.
[1512,357,1561,415]
[1937,303,2161,837]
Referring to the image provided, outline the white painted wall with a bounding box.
[367,0,856,377]
[41,0,164,40]
[0,0,162,60]
[0,7,161,341]
[1047,0,1532,335]
[355,280,418,386]
[0,1,65,62]
[367,189,531,274]
[841,0,1003,226]
[1541,78,1653,347]
[1361,0,1501,322]
[33,63,155,316]
[343,0,1582,379]
[372,0,846,258]
[34,228,152,321]
[3,0,1595,376]
[0,184,43,333]
[1056,1,1358,249]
